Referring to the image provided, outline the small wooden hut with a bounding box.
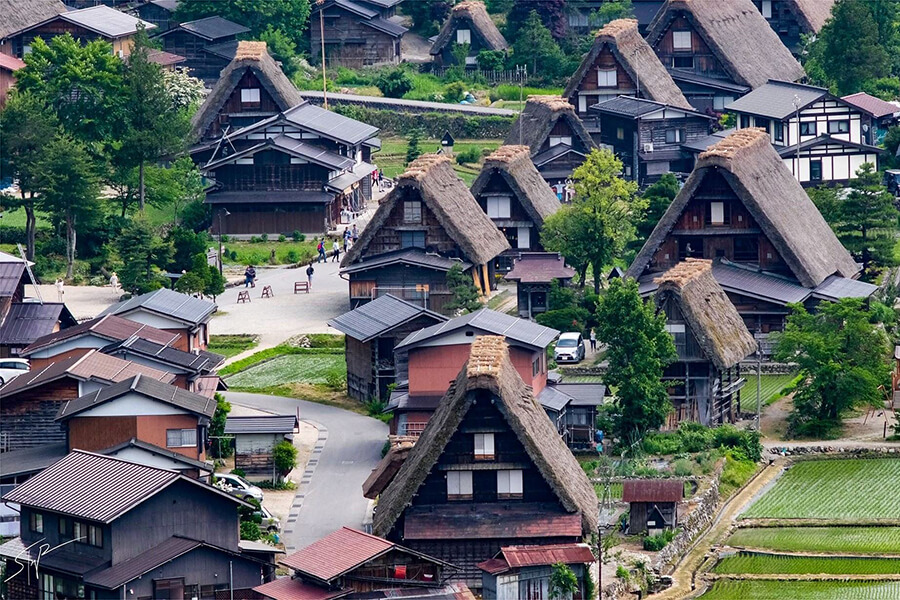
[623,479,684,534]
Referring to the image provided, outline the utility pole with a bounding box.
[218,210,229,276]
[518,64,527,145]
[319,0,328,109]
[755,326,762,431]
[792,94,801,180]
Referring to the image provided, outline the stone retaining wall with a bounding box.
[766,445,899,457]
[654,466,723,572]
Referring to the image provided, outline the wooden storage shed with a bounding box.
[224,415,300,481]
[622,479,683,535]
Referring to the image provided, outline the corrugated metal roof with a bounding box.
[365,16,408,37]
[591,96,669,118]
[552,383,606,407]
[205,190,333,205]
[297,91,516,117]
[339,248,472,275]
[711,262,811,305]
[622,479,684,503]
[812,275,877,301]
[331,0,378,19]
[327,294,446,342]
[22,314,179,355]
[225,415,299,434]
[61,5,156,38]
[501,543,595,568]
[202,39,239,60]
[0,442,67,478]
[0,302,72,345]
[254,578,350,600]
[98,288,216,326]
[282,102,381,146]
[395,309,559,352]
[0,536,108,576]
[104,336,224,373]
[56,374,216,421]
[725,80,827,120]
[842,92,899,119]
[325,161,377,193]
[667,69,750,94]
[280,527,393,582]
[0,262,25,297]
[100,438,212,473]
[84,536,201,588]
[270,135,356,170]
[403,503,582,540]
[537,385,571,412]
[177,15,248,40]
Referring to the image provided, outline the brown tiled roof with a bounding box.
[22,314,179,355]
[842,92,899,119]
[505,252,576,284]
[253,578,350,600]
[622,479,684,503]
[280,527,393,583]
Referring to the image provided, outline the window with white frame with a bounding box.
[166,428,198,448]
[447,470,473,500]
[497,469,523,499]
[465,55,477,65]
[549,136,572,147]
[474,433,495,459]
[517,226,531,249]
[710,201,725,225]
[828,120,849,134]
[672,30,692,50]
[241,88,261,104]
[665,129,685,144]
[761,0,772,18]
[486,196,511,218]
[456,29,471,44]
[597,68,617,87]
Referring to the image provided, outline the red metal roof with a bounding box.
[0,53,25,72]
[279,527,393,583]
[23,314,179,355]
[476,558,510,575]
[505,252,576,284]
[622,479,684,503]
[502,543,595,568]
[842,92,899,119]
[253,578,350,600]
[403,503,583,540]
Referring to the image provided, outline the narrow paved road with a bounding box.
[225,391,387,552]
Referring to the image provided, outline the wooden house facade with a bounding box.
[341,155,509,313]
[479,544,595,600]
[192,101,380,236]
[627,129,875,355]
[505,96,596,187]
[157,16,249,82]
[753,0,834,55]
[645,0,803,113]
[430,1,508,67]
[591,95,714,184]
[842,92,900,146]
[727,81,882,185]
[564,18,691,136]
[0,52,24,107]
[470,146,561,271]
[373,336,598,589]
[310,0,407,68]
[0,0,67,57]
[135,0,178,33]
[623,479,683,535]
[224,415,299,480]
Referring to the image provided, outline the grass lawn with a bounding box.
[726,527,900,555]
[700,580,900,600]
[740,373,799,407]
[221,240,318,266]
[741,459,900,520]
[226,353,345,388]
[208,334,258,359]
[375,137,504,183]
[713,552,900,575]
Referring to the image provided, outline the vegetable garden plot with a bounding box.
[700,580,900,599]
[741,459,900,520]
[714,552,900,575]
[727,527,900,555]
[226,354,345,388]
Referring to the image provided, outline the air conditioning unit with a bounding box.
[643,143,654,153]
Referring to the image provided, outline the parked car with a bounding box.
[214,472,264,502]
[0,358,29,386]
[554,332,585,363]
[257,505,281,533]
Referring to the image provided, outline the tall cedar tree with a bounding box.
[596,278,676,440]
[445,263,482,313]
[32,135,102,279]
[119,26,190,212]
[403,0,452,36]
[510,10,566,78]
[837,163,898,280]
[0,92,58,260]
[814,0,890,95]
[116,218,173,294]
[541,149,645,294]
[774,299,890,437]
[506,0,567,40]
[636,173,679,244]
[175,0,310,48]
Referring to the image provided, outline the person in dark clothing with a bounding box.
[306,263,315,289]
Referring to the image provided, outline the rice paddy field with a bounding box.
[739,372,798,406]
[225,353,345,388]
[741,459,900,520]
[713,552,900,575]
[700,580,900,600]
[727,527,900,555]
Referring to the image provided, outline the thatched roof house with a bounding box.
[627,128,859,288]
[564,19,691,112]
[343,154,509,268]
[655,259,756,370]
[470,145,561,227]
[430,1,507,65]
[373,335,598,539]
[646,0,804,89]
[191,41,302,141]
[0,0,66,43]
[787,0,835,33]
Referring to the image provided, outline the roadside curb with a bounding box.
[283,419,328,553]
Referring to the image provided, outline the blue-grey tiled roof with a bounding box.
[98,288,216,326]
[396,308,560,351]
[328,294,446,342]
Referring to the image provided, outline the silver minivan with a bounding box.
[554,332,585,363]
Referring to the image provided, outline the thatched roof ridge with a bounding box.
[342,154,509,266]
[504,96,596,156]
[191,41,302,141]
[654,259,756,370]
[373,336,598,538]
[470,145,561,226]
[627,128,859,288]
[430,1,508,55]
[789,0,835,33]
[563,19,691,110]
[646,0,804,89]
[0,0,66,40]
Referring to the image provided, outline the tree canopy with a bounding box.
[175,0,310,48]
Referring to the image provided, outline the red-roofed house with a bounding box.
[842,92,900,145]
[622,479,684,534]
[253,527,457,600]
[477,543,595,599]
[504,252,576,319]
[0,52,24,106]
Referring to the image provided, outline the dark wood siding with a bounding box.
[311,7,400,67]
[652,14,731,84]
[209,203,332,235]
[203,69,284,140]
[0,380,77,451]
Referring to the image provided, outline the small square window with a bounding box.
[597,68,617,87]
[29,512,43,533]
[474,433,495,460]
[740,115,750,129]
[400,231,426,248]
[672,56,693,69]
[403,200,422,223]
[240,88,260,104]
[166,428,197,448]
[800,121,816,136]
[673,30,692,50]
[828,120,849,134]
[665,129,685,144]
[456,29,471,45]
[447,471,473,500]
[497,470,523,499]
[486,196,511,218]
[616,127,625,140]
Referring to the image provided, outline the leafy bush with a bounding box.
[332,104,514,138]
[672,458,695,477]
[324,368,346,391]
[335,66,372,85]
[455,146,481,164]
[490,84,564,102]
[476,49,506,70]
[291,230,304,242]
[240,521,261,541]
[278,234,286,242]
[365,398,392,423]
[286,249,300,263]
[535,307,590,335]
[230,468,246,478]
[615,565,629,579]
[375,68,414,98]
[642,423,762,462]
[257,479,297,490]
[549,563,579,599]
[272,440,298,477]
[719,451,758,498]
[260,233,269,242]
[643,529,676,551]
[444,80,467,103]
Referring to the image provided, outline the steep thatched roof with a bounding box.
[430,1,508,55]
[655,259,756,370]
[627,129,859,288]
[470,145,561,227]
[191,41,302,141]
[563,19,691,110]
[342,154,509,266]
[505,96,596,156]
[373,336,598,538]
[646,0,804,89]
[0,0,66,40]
[788,0,835,33]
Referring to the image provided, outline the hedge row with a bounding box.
[332,105,515,138]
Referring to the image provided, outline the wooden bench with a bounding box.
[237,291,251,303]
[294,281,310,294]
[261,285,274,298]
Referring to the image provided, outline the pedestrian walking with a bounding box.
[306,263,315,290]
[351,224,359,243]
[244,265,256,288]
[332,239,341,263]
[109,272,119,292]
[317,238,327,263]
[342,227,350,251]
[589,328,597,352]
[55,278,64,302]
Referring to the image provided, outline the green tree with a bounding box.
[549,563,579,599]
[807,184,843,225]
[161,67,206,111]
[145,157,206,225]
[175,0,311,48]
[406,128,423,165]
[636,173,679,243]
[591,0,634,27]
[208,393,232,459]
[507,0,568,40]
[476,49,506,71]
[0,92,58,260]
[542,204,593,287]
[510,10,566,77]
[258,26,298,78]
[836,163,898,280]
[273,440,298,479]
[596,278,676,440]
[116,218,172,294]
[32,134,102,279]
[174,271,206,295]
[774,299,890,437]
[402,0,452,36]
[374,67,414,98]
[445,263,482,313]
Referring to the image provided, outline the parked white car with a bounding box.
[0,358,29,386]
[554,332,585,364]
[213,472,264,502]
